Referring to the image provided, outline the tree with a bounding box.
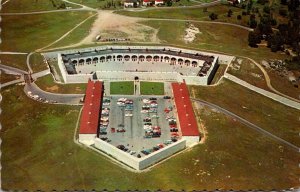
[279,9,287,17]
[237,15,242,20]
[209,13,218,20]
[248,31,261,47]
[263,5,270,14]
[227,9,233,17]
[203,7,208,12]
[248,14,257,28]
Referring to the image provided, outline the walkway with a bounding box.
[224,73,300,110]
[0,64,28,75]
[191,98,299,152]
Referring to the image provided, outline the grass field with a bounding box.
[30,53,49,72]
[0,70,21,84]
[140,81,164,95]
[1,0,80,13]
[64,0,122,9]
[140,20,289,62]
[48,15,97,49]
[110,81,134,95]
[189,79,300,147]
[227,58,269,91]
[267,69,300,100]
[0,11,94,52]
[35,74,87,94]
[1,85,299,190]
[116,4,241,21]
[0,54,28,71]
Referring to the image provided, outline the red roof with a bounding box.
[79,80,103,134]
[143,0,151,2]
[172,82,199,136]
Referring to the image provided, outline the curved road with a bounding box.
[191,98,299,152]
[24,83,84,105]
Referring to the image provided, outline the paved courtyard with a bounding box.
[99,95,179,158]
[75,61,202,76]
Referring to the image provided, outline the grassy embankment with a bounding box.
[190,79,300,147]
[35,74,86,94]
[1,85,299,190]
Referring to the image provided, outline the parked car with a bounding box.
[163,96,171,99]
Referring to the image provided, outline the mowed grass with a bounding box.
[189,79,300,147]
[0,11,94,52]
[30,53,49,72]
[1,0,80,13]
[35,74,87,94]
[47,15,97,49]
[0,54,28,71]
[140,81,164,95]
[116,4,241,21]
[64,0,122,9]
[1,86,299,190]
[110,81,134,95]
[140,20,289,62]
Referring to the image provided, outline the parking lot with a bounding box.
[99,95,180,158]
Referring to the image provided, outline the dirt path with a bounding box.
[79,10,160,45]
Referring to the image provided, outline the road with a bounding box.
[191,98,300,152]
[24,82,84,105]
[224,73,300,110]
[0,8,95,15]
[0,64,28,75]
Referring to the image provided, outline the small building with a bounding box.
[124,0,140,7]
[155,0,164,6]
[143,0,153,6]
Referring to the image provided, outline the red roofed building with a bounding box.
[155,0,164,5]
[172,82,200,146]
[79,79,104,144]
[143,0,153,6]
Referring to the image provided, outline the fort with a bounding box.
[46,45,235,170]
[53,45,234,85]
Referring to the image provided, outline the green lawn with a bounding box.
[0,11,94,52]
[189,79,300,147]
[110,81,134,95]
[1,85,299,190]
[116,4,242,21]
[30,53,49,72]
[0,54,28,71]
[1,0,80,13]
[140,81,164,95]
[64,0,123,9]
[35,74,87,94]
[48,14,97,49]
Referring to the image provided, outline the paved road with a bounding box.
[24,82,84,105]
[31,69,51,79]
[191,98,300,152]
[0,51,28,55]
[224,73,300,110]
[0,64,28,75]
